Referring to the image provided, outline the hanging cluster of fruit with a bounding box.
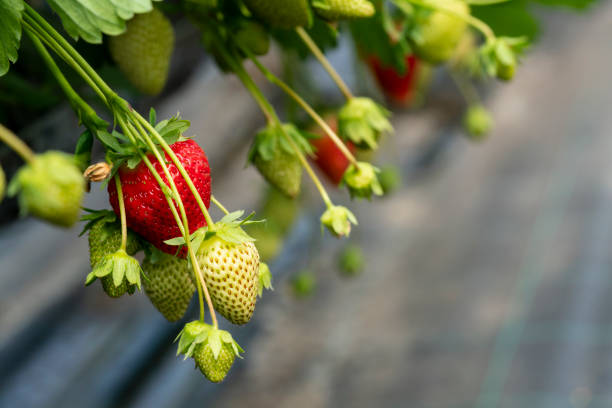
[0,0,593,382]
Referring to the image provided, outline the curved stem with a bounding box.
[211,195,230,215]
[401,0,496,43]
[230,59,334,208]
[448,68,481,106]
[114,176,128,251]
[295,27,354,101]
[246,52,358,165]
[0,124,35,164]
[26,30,104,130]
[21,19,107,104]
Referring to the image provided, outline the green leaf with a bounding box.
[472,0,539,40]
[96,129,124,153]
[531,0,597,9]
[466,0,512,4]
[46,0,159,44]
[0,0,25,77]
[74,130,94,171]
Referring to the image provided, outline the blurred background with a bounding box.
[1,1,611,407]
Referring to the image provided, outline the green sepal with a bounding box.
[257,262,273,297]
[248,123,315,164]
[320,205,358,238]
[338,97,392,150]
[86,249,143,291]
[79,208,117,237]
[479,36,528,81]
[342,162,383,199]
[175,321,243,360]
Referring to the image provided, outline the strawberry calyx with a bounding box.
[337,97,392,150]
[342,161,383,199]
[479,36,528,81]
[248,123,315,163]
[257,262,273,297]
[85,248,143,291]
[176,321,244,359]
[320,205,358,238]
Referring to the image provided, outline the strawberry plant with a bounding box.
[0,0,598,384]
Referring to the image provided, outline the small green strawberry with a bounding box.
[410,0,470,65]
[244,0,312,29]
[109,8,174,95]
[339,244,364,276]
[463,105,493,141]
[291,270,316,298]
[338,97,392,150]
[8,151,85,227]
[249,123,314,199]
[342,162,383,199]
[143,250,196,322]
[258,262,273,297]
[176,321,244,383]
[83,210,142,297]
[168,212,261,325]
[321,205,358,238]
[313,0,375,21]
[235,20,270,56]
[0,164,5,203]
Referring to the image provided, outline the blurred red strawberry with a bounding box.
[366,54,420,105]
[309,116,356,185]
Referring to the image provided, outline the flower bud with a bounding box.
[342,162,383,199]
[321,205,358,238]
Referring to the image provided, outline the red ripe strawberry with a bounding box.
[309,116,355,185]
[367,54,420,105]
[108,140,211,256]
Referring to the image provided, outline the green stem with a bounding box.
[114,176,128,251]
[245,52,358,165]
[24,5,117,99]
[230,57,334,208]
[0,124,35,164]
[400,0,496,43]
[26,30,105,131]
[449,68,481,107]
[118,115,218,326]
[295,27,354,101]
[211,195,230,215]
[21,19,107,104]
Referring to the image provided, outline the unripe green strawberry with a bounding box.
[197,236,260,325]
[142,252,196,322]
[109,8,174,95]
[313,0,375,21]
[8,151,84,227]
[176,321,244,383]
[463,105,493,140]
[291,270,316,298]
[249,123,313,199]
[0,164,5,203]
[253,149,302,199]
[85,210,141,298]
[339,244,364,276]
[410,0,470,65]
[244,0,312,29]
[193,339,236,382]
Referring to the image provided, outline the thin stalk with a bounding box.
[295,27,354,100]
[114,176,128,251]
[119,116,218,326]
[24,5,117,99]
[0,124,35,164]
[246,53,357,165]
[21,19,107,104]
[26,31,103,130]
[449,69,480,106]
[230,58,334,208]
[211,195,230,215]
